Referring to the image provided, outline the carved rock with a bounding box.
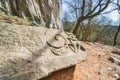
[0,0,62,29]
[0,22,87,80]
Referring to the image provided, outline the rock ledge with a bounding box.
[0,22,87,80]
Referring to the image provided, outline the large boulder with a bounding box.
[0,0,62,29]
[0,22,87,80]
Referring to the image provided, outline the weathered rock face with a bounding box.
[0,0,62,29]
[0,22,87,80]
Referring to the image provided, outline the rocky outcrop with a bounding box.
[0,0,62,29]
[0,22,87,80]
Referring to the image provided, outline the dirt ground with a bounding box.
[73,42,120,80]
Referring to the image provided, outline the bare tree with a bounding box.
[77,0,93,41]
[73,0,111,35]
[63,0,111,36]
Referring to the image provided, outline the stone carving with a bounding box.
[51,47,67,56]
[47,34,66,49]
[46,34,67,56]
[0,22,87,80]
[66,32,82,53]
[46,32,83,56]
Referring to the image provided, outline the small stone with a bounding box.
[107,67,114,71]
[111,49,120,55]
[98,70,104,75]
[109,56,120,65]
[114,74,119,79]
[115,69,120,75]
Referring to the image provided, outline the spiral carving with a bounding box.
[46,31,82,56]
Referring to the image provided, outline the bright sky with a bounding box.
[103,3,119,23]
[105,10,119,22]
[62,0,120,25]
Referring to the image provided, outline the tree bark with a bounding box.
[73,17,84,35]
[113,24,120,46]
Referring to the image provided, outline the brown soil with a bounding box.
[73,42,119,80]
[41,66,75,80]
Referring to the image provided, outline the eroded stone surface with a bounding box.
[0,22,87,80]
[0,0,62,29]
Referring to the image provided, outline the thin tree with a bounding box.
[113,25,120,46]
[112,0,120,46]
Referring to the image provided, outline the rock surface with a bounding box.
[0,22,86,80]
[109,55,120,65]
[0,0,62,29]
[112,49,120,55]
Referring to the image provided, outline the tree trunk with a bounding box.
[0,0,63,29]
[113,24,120,46]
[73,17,84,35]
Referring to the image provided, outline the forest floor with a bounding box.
[73,42,120,80]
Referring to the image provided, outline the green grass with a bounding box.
[0,13,32,25]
